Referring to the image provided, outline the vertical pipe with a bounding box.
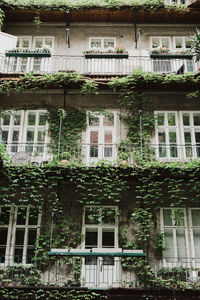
[139,109,143,161]
[134,10,137,49]
[57,114,62,158]
[50,211,54,250]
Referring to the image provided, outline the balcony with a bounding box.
[2,142,200,166]
[0,55,197,75]
[0,254,200,288]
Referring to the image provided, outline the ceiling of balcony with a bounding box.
[3,8,200,24]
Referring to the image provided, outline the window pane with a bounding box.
[177,229,187,258]
[169,131,176,143]
[184,132,191,143]
[162,38,169,48]
[159,132,166,143]
[102,208,116,224]
[38,131,45,142]
[193,229,200,258]
[13,114,21,126]
[91,39,101,48]
[29,209,39,225]
[15,229,25,245]
[195,132,200,143]
[27,130,34,142]
[102,229,114,247]
[168,113,176,126]
[28,229,37,245]
[152,38,160,48]
[85,228,98,248]
[0,207,10,225]
[103,115,114,126]
[90,131,98,144]
[28,113,36,126]
[164,229,174,258]
[104,39,114,49]
[104,131,112,144]
[157,113,164,126]
[0,229,8,245]
[194,114,200,126]
[163,209,173,226]
[174,210,185,226]
[2,131,8,144]
[17,207,27,225]
[45,38,53,48]
[89,115,99,126]
[85,208,99,225]
[14,248,23,263]
[35,38,43,48]
[175,38,182,49]
[2,114,10,125]
[22,38,30,48]
[192,210,200,226]
[12,131,19,142]
[183,114,190,126]
[39,113,46,125]
[185,38,192,49]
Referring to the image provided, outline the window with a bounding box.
[161,208,188,262]
[86,112,117,162]
[161,208,200,264]
[12,36,54,73]
[150,37,171,49]
[155,111,200,160]
[155,111,179,159]
[0,206,41,264]
[89,37,116,51]
[1,110,48,162]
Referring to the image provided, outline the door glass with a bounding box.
[163,209,173,226]
[193,229,200,258]
[90,131,98,158]
[85,228,98,249]
[28,113,36,126]
[168,113,176,126]
[102,229,114,248]
[158,131,166,157]
[157,113,164,126]
[2,114,10,126]
[191,210,200,226]
[182,114,190,126]
[194,114,200,126]
[177,229,187,258]
[164,229,174,259]
[104,131,112,158]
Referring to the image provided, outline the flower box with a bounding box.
[150,53,193,59]
[84,53,129,59]
[5,50,51,58]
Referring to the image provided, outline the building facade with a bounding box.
[0,0,200,299]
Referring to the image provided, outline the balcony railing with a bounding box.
[0,255,200,288]
[2,143,200,166]
[0,54,197,75]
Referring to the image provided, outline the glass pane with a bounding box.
[104,131,112,144]
[12,131,19,142]
[104,147,112,158]
[183,114,190,126]
[159,132,166,157]
[168,113,176,126]
[159,132,166,143]
[184,132,192,157]
[0,229,8,245]
[90,131,98,144]
[28,229,37,245]
[193,229,200,258]
[103,115,114,126]
[28,113,36,126]
[45,38,53,48]
[89,115,99,126]
[13,114,21,126]
[0,248,6,261]
[14,248,23,263]
[2,131,8,144]
[152,38,160,48]
[102,209,116,224]
[195,132,200,143]
[174,210,185,226]
[17,207,27,225]
[0,207,10,225]
[177,229,187,258]
[26,248,35,263]
[184,132,191,143]
[104,39,114,49]
[163,209,173,226]
[164,229,174,258]
[15,229,25,245]
[157,113,164,126]
[85,208,99,225]
[35,38,43,49]
[185,38,192,49]
[192,210,200,226]
[22,38,30,48]
[39,113,46,125]
[162,38,169,48]
[85,229,98,248]
[102,229,114,247]
[38,131,45,142]
[194,114,200,126]
[29,209,39,225]
[2,114,10,125]
[91,39,101,48]
[169,132,176,143]
[175,38,182,49]
[27,130,34,142]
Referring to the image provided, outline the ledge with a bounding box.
[85,53,129,59]
[150,53,193,59]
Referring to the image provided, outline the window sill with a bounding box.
[5,52,51,58]
[85,53,129,59]
[150,54,193,59]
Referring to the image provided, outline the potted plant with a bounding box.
[5,48,51,58]
[150,47,193,59]
[84,46,129,59]
[57,152,71,166]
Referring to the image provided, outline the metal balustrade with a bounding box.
[0,255,200,288]
[2,142,200,165]
[0,55,197,75]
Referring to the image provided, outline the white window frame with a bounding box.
[0,206,41,266]
[155,111,180,160]
[189,208,200,260]
[82,206,118,249]
[1,110,49,163]
[161,208,189,264]
[89,37,116,51]
[150,37,171,50]
[85,111,117,163]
